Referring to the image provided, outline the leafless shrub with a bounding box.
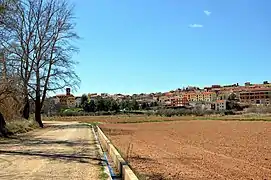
[0,67,25,120]
[246,106,271,114]
[126,142,133,163]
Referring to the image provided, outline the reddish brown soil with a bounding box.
[100,121,271,180]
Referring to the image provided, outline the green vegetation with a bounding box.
[80,94,158,114]
[99,166,109,180]
[115,119,167,124]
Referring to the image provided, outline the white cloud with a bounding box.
[189,24,203,28]
[204,10,211,16]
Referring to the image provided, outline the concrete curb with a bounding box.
[97,126,139,180]
[84,123,112,180]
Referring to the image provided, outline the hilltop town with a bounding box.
[50,81,271,113]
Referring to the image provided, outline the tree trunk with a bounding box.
[22,98,30,119]
[35,99,43,128]
[0,112,8,137]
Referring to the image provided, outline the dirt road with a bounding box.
[0,121,102,180]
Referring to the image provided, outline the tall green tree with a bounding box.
[83,100,96,112]
[130,99,139,110]
[96,97,105,111]
[81,94,88,107]
[103,98,112,112]
[120,100,129,110]
[110,99,120,112]
[88,100,96,112]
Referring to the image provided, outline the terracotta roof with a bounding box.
[241,88,271,92]
[216,100,226,103]
[186,92,196,95]
[165,93,173,96]
[56,94,74,97]
[202,92,215,95]
[56,94,66,97]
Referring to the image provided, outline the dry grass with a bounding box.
[43,114,271,124]
[5,119,39,134]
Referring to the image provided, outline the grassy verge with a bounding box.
[99,165,109,180]
[43,114,271,125]
[114,119,171,124]
[5,119,39,135]
[194,114,271,121]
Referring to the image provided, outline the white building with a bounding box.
[214,100,227,111]
[75,96,82,107]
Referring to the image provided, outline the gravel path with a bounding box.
[0,121,102,180]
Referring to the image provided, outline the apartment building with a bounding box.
[166,96,189,107]
[202,92,216,102]
[181,92,216,102]
[161,91,217,107]
[213,100,227,111]
[197,93,204,101]
[184,93,197,102]
[240,88,271,105]
[159,93,173,105]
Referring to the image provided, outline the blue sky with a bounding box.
[69,0,271,95]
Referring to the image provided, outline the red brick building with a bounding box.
[240,88,271,105]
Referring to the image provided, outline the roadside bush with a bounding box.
[155,108,220,117]
[57,110,120,117]
[54,107,226,117]
[145,111,155,116]
[246,106,271,114]
[95,111,112,116]
[5,119,39,135]
[223,110,235,115]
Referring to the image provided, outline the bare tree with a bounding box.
[0,0,80,127]
[0,51,25,122]
[0,0,31,119]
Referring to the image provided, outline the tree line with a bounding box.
[80,94,158,112]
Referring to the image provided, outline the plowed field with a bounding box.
[101,121,271,180]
